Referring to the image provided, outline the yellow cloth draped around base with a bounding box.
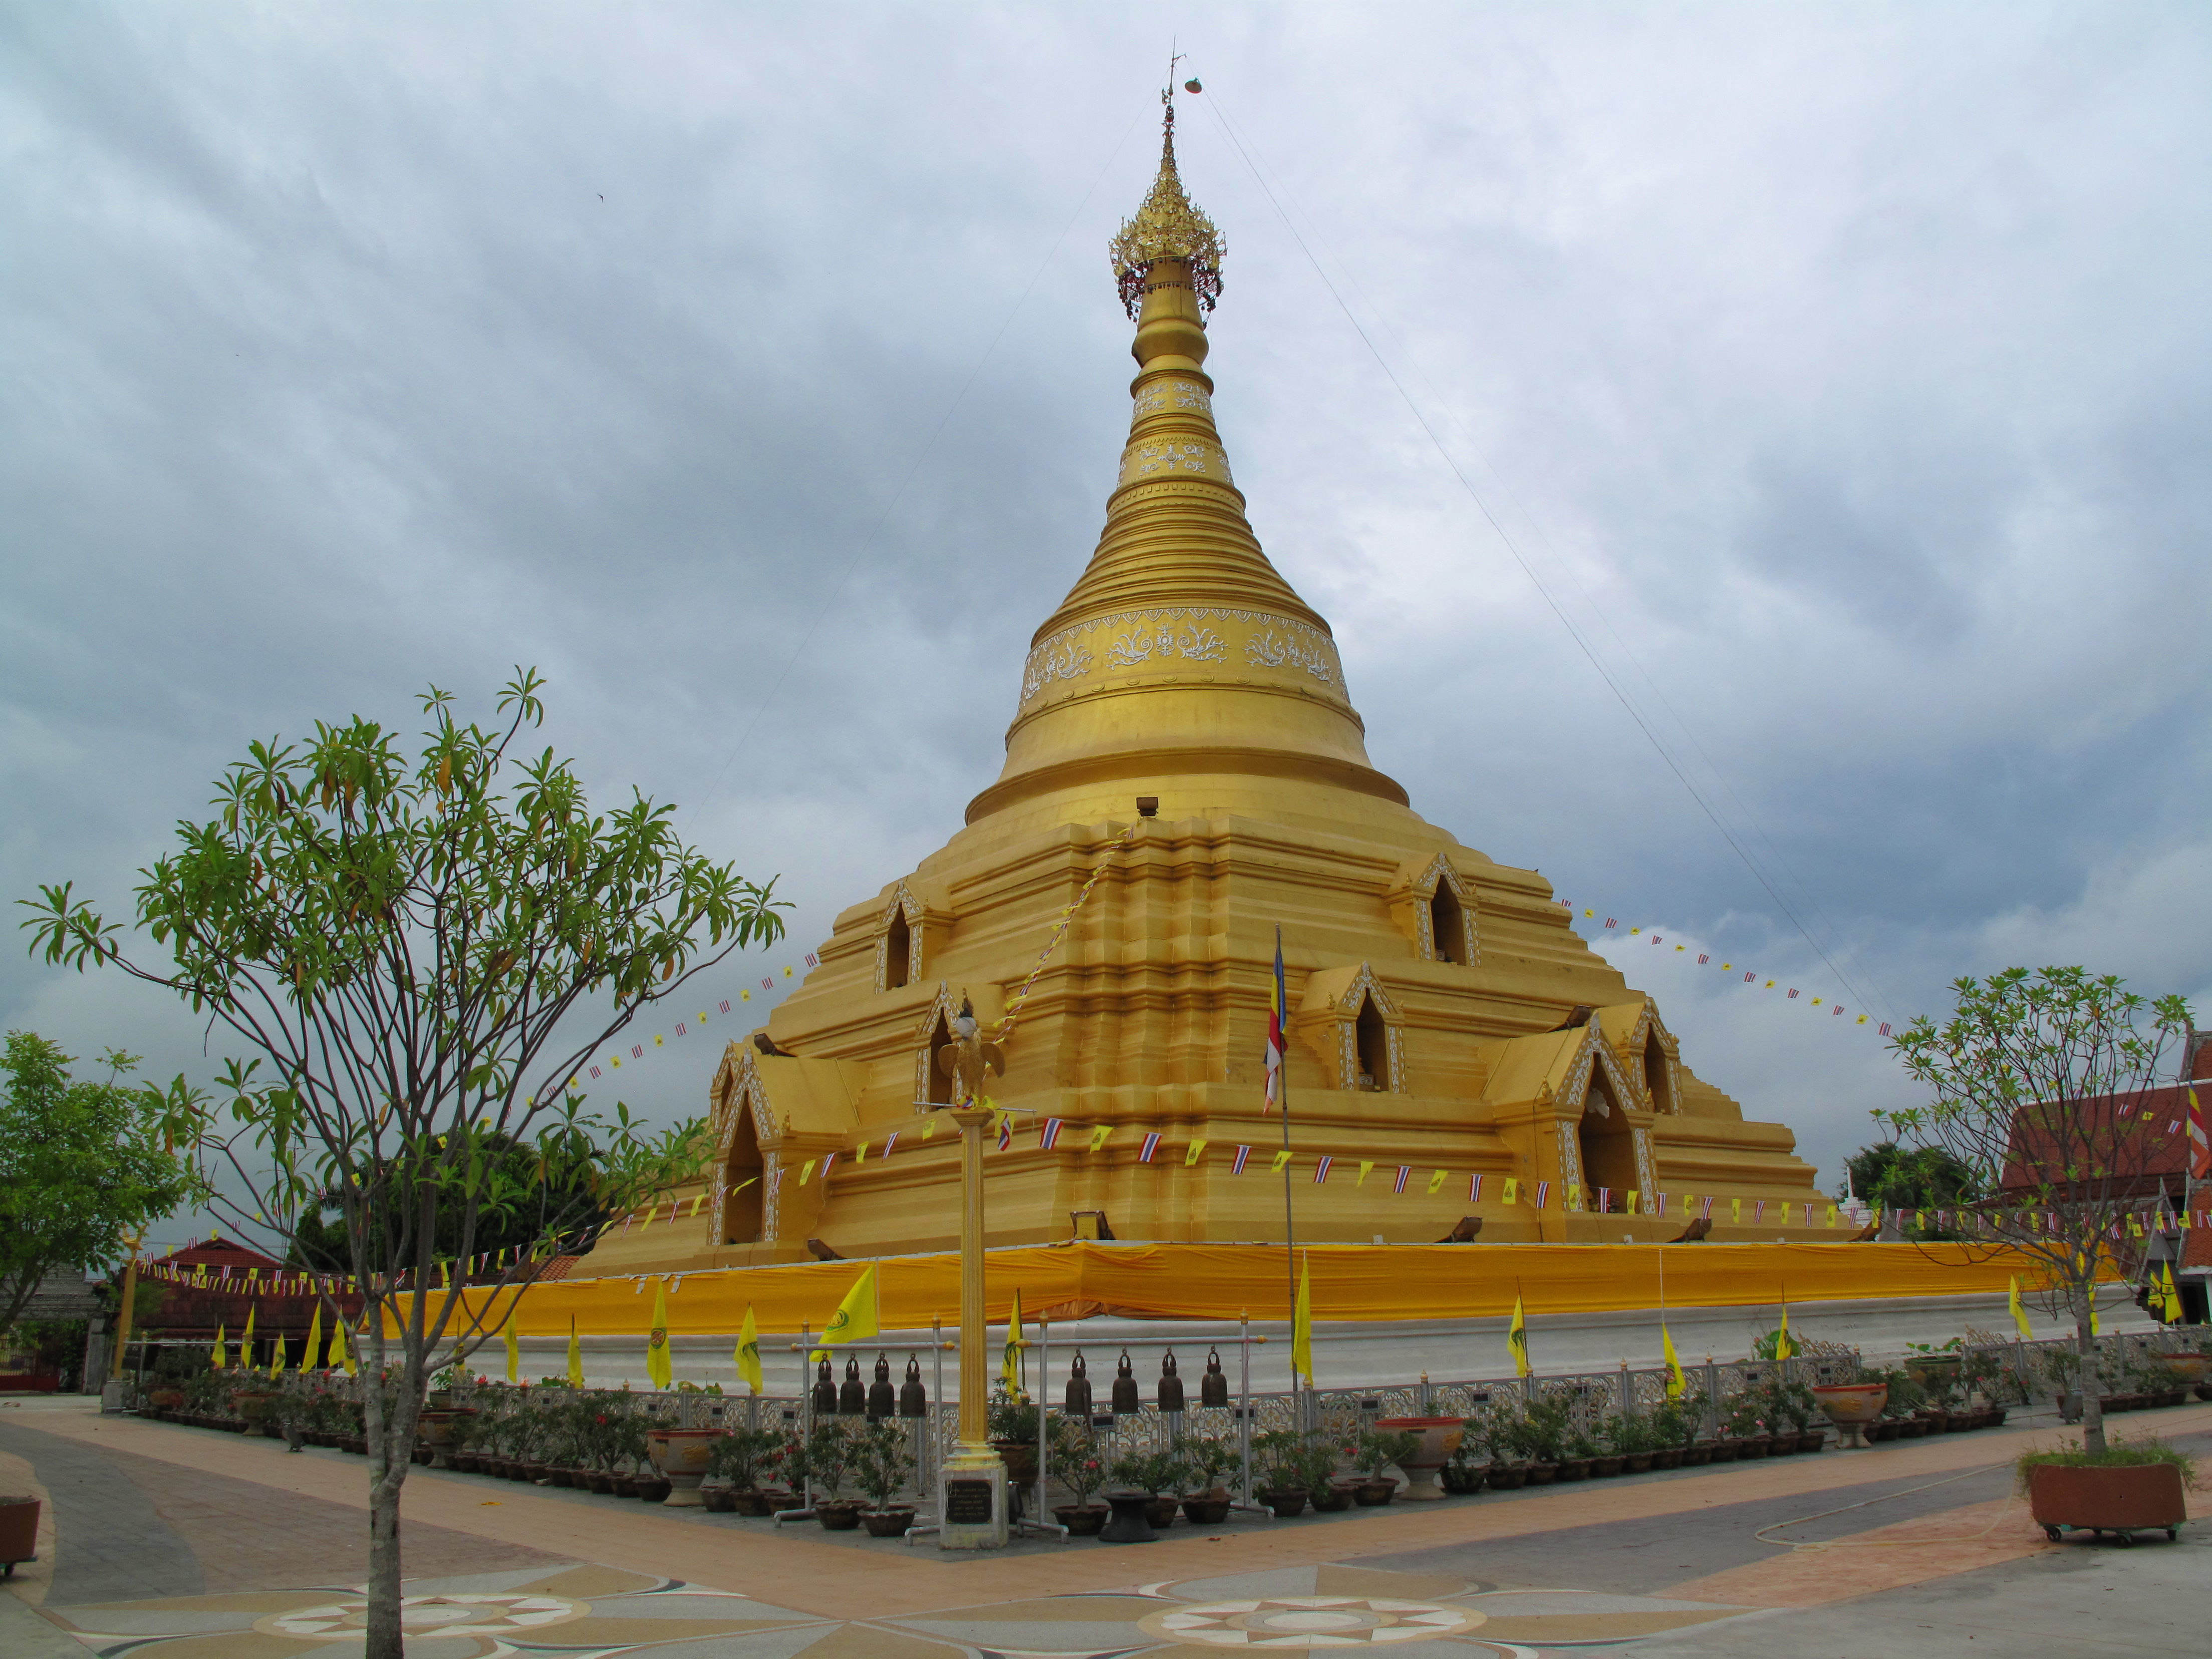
[408,1239,2066,1339]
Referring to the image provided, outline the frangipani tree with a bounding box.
[22,671,785,1658]
[1884,966,2192,1455]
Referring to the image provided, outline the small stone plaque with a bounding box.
[943,1477,995,1525]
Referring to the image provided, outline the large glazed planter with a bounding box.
[1812,1384,1888,1450]
[1373,1416,1467,1501]
[646,1428,725,1508]
[2028,1463,2187,1542]
[416,1410,476,1470]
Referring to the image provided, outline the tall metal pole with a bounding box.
[937,1104,1007,1547]
[1274,926,1297,1412]
[109,1233,144,1385]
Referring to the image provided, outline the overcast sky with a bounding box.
[5,2,2207,1240]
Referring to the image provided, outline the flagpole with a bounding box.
[1273,925,1298,1420]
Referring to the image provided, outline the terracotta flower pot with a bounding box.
[1589,1455,1624,1477]
[1181,1495,1233,1525]
[1487,1464,1529,1490]
[2028,1462,2186,1542]
[1143,1496,1181,1529]
[862,1506,916,1537]
[815,1499,863,1531]
[1524,1462,1559,1485]
[1624,1452,1654,1473]
[1353,1477,1398,1506]
[730,1490,779,1517]
[1554,1459,1590,1482]
[1055,1503,1109,1535]
[1261,1488,1308,1517]
[1652,1447,1684,1470]
[1681,1444,1713,1466]
[1705,1440,1738,1462]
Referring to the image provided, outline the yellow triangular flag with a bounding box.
[1507,1293,1530,1378]
[811,1264,880,1360]
[1356,1160,1374,1187]
[269,1314,288,1377]
[1730,1198,1743,1224]
[1088,1126,1112,1152]
[241,1301,257,1368]
[1185,1139,1208,1167]
[304,1302,324,1371]
[211,1322,227,1370]
[1002,1287,1026,1397]
[503,1312,521,1382]
[338,1319,357,1376]
[2009,1274,2031,1338]
[1291,1252,1314,1388]
[1662,1322,1685,1400]
[567,1315,584,1386]
[1625,1189,1638,1215]
[646,1278,673,1389]
[798,1158,817,1186]
[1774,1303,1793,1362]
[737,1303,763,1396]
[1271,1149,1293,1174]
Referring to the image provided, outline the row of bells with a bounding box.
[809,1347,1234,1420]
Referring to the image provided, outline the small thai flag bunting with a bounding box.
[1139,1132,1161,1163]
[996,1121,1011,1151]
[1878,1022,1891,1036]
[1039,1118,1063,1150]
[591,1065,601,1078]
[1394,1165,1411,1194]
[1232,1145,1252,1175]
[820,1153,838,1178]
[1468,1172,1482,1202]
[761,977,773,989]
[1604,917,1617,928]
[805,952,818,967]
[632,1044,644,1058]
[1597,1187,1611,1213]
[1535,1180,1551,1209]
[719,999,731,1013]
[883,1133,898,1158]
[1701,1196,1715,1218]
[1698,953,1709,963]
[1755,1199,1767,1222]
[1313,1155,1333,1184]
[676,1022,687,1035]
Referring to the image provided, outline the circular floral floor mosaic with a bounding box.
[254,1590,588,1641]
[1138,1594,1485,1647]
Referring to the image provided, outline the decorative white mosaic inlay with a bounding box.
[257,1592,587,1641]
[1138,1595,1484,1648]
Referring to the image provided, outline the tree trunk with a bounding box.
[2075,1300,2105,1457]
[361,1344,423,1659]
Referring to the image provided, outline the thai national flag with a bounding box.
[1139,1132,1161,1163]
[1264,926,1287,1110]
[820,1153,838,1178]
[2189,1087,2211,1181]
[1394,1165,1411,1194]
[1755,1199,1767,1223]
[996,1121,1011,1151]
[1039,1118,1063,1150]
[1313,1155,1333,1184]
[1596,1187,1611,1213]
[1535,1180,1551,1209]
[1468,1172,1482,1202]
[1232,1145,1252,1175]
[805,952,818,967]
[718,999,731,1014]
[883,1133,899,1158]
[1701,1196,1715,1219]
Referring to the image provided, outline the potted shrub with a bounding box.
[1439,1432,1487,1494]
[785,1421,861,1528]
[1510,1395,1569,1484]
[2021,1434,2193,1543]
[1351,1427,1417,1504]
[708,1425,787,1516]
[1110,1448,1184,1530]
[986,1390,1040,1488]
[1254,1430,1312,1516]
[1554,1428,1596,1482]
[1173,1431,1237,1525]
[1052,1420,1110,1534]
[853,1421,917,1536]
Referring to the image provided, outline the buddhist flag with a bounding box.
[645,1278,673,1389]
[1662,1322,1686,1400]
[211,1322,227,1370]
[1264,926,1287,1110]
[1501,1177,1519,1205]
[338,1320,357,1376]
[304,1302,324,1372]
[737,1304,763,1395]
[1002,1287,1026,1397]
[2009,1275,2031,1338]
[812,1265,880,1360]
[2159,1263,2184,1323]
[1291,1252,1314,1387]
[567,1316,584,1386]
[1507,1293,1530,1378]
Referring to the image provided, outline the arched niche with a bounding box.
[722,1104,766,1244]
[1643,1027,1677,1115]
[1576,1072,1640,1205]
[875,883,924,992]
[1354,992,1390,1090]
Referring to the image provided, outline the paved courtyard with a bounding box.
[0,1393,2202,1656]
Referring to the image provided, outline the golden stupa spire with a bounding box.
[964,88,1405,833]
[1109,86,1225,318]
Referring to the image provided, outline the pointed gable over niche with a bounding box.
[1295,962,1406,1094]
[1387,852,1479,967]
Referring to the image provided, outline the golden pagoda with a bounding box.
[592,95,1822,1276]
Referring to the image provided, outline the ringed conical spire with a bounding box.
[965,94,1406,831]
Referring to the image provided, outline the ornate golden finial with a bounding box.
[1109,83,1225,318]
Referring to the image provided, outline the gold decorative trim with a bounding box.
[1019,608,1347,707]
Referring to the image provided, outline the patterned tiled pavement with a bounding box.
[1,1396,2204,1656]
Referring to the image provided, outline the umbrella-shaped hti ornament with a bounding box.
[1139,1596,1485,1647]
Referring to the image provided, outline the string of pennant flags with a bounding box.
[575,950,821,1085]
[1558,900,1896,1037]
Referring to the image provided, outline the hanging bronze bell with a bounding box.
[867,1353,896,1421]
[811,1356,838,1416]
[839,1355,867,1415]
[1158,1348,1186,1414]
[1064,1351,1093,1419]
[1111,1348,1141,1415]
[899,1355,928,1418]
[1200,1346,1229,1409]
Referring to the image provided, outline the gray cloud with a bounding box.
[4,2,2207,1236]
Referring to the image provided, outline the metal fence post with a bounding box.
[1702,1357,1720,1440]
